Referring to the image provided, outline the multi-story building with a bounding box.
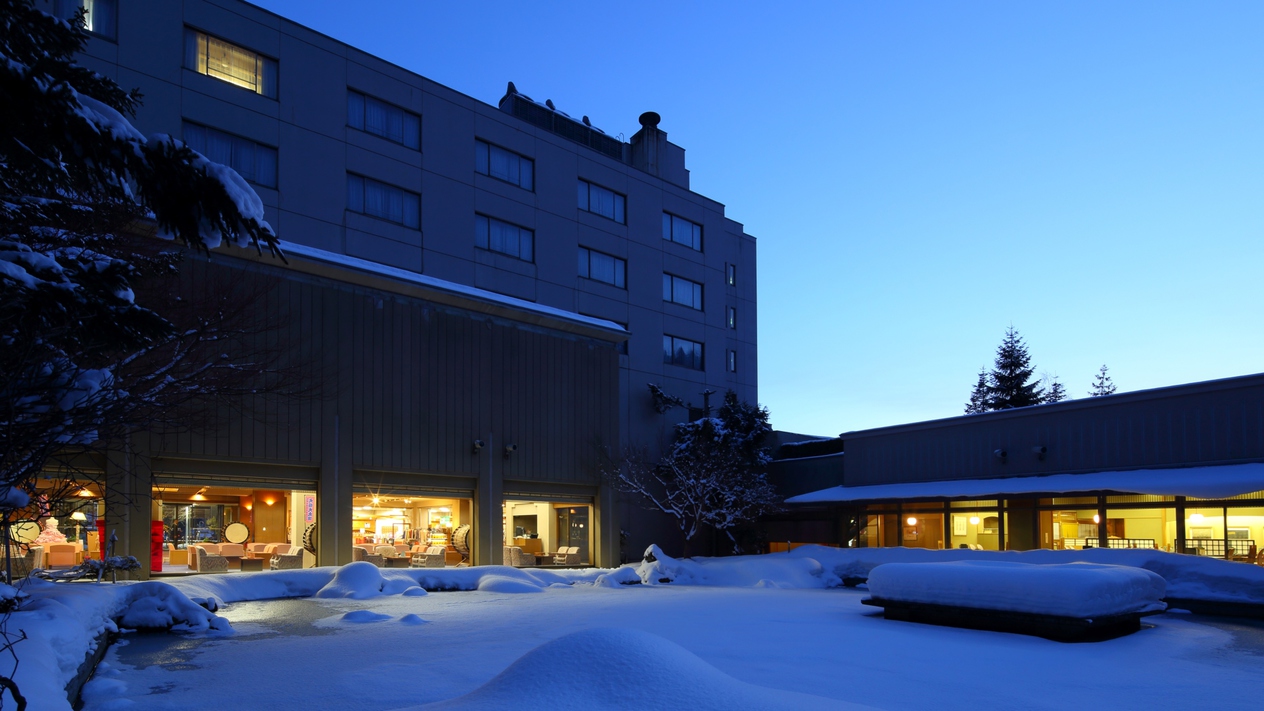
[40,0,757,573]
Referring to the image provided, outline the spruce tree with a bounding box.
[964,368,991,414]
[987,327,1044,408]
[1089,365,1117,397]
[1044,377,1068,403]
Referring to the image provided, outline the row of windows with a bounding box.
[475,215,534,262]
[184,123,278,188]
[348,91,421,149]
[347,174,420,229]
[578,247,626,288]
[663,273,704,310]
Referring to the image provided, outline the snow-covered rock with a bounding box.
[635,544,841,588]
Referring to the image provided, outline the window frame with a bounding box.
[726,263,737,287]
[662,273,704,311]
[475,139,534,191]
[726,306,737,330]
[182,121,278,189]
[577,179,627,224]
[184,28,278,99]
[475,214,535,263]
[347,89,422,150]
[577,246,627,289]
[663,335,705,371]
[56,0,118,42]
[662,212,703,252]
[346,173,421,229]
[726,349,738,373]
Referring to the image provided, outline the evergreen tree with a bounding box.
[1044,377,1068,403]
[1089,365,1117,397]
[987,327,1044,409]
[964,368,991,414]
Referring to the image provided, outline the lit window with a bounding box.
[727,306,737,330]
[726,263,737,287]
[56,0,117,40]
[663,335,704,371]
[347,174,420,228]
[476,140,533,190]
[184,29,277,98]
[662,212,703,251]
[578,247,626,288]
[348,91,420,150]
[578,179,625,224]
[476,215,534,262]
[662,273,703,310]
[184,123,278,188]
[726,349,737,373]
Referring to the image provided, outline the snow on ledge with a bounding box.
[278,240,625,334]
[786,462,1264,504]
[867,560,1166,618]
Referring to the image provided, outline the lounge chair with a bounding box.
[410,546,446,568]
[271,547,304,570]
[46,543,83,569]
[352,546,385,567]
[552,546,580,566]
[166,543,188,567]
[193,546,230,574]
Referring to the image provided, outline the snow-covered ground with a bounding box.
[9,547,1264,710]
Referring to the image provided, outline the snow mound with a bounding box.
[400,613,427,625]
[116,582,232,632]
[635,545,840,588]
[408,627,862,710]
[868,561,1167,618]
[592,566,642,587]
[315,562,385,599]
[477,575,544,593]
[402,586,429,597]
[341,610,392,623]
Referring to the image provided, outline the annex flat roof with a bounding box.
[785,462,1264,504]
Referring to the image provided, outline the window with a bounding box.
[662,273,703,310]
[476,140,533,190]
[577,179,625,223]
[184,29,277,98]
[727,306,737,330]
[662,212,703,251]
[475,215,534,262]
[348,91,420,150]
[56,0,117,40]
[663,335,704,371]
[726,349,737,373]
[183,123,278,188]
[577,247,626,288]
[726,263,737,287]
[346,174,420,228]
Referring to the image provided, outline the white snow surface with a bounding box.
[867,560,1167,617]
[787,461,1264,503]
[404,627,863,711]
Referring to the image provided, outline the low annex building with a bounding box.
[770,373,1264,565]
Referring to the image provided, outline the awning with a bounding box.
[784,462,1264,504]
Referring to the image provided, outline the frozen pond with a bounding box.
[87,585,1264,710]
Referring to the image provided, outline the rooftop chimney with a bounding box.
[630,112,689,189]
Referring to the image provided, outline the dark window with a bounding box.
[476,140,533,190]
[663,335,704,371]
[578,247,626,288]
[184,28,277,98]
[476,215,534,262]
[727,306,737,330]
[726,349,737,373]
[578,179,626,223]
[347,174,420,228]
[726,263,737,287]
[662,212,703,251]
[56,0,117,41]
[348,90,420,149]
[662,273,703,310]
[184,123,278,188]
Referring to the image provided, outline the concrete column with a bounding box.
[594,481,619,567]
[474,434,503,566]
[104,433,153,580]
[318,412,354,566]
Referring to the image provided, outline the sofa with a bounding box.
[410,546,446,568]
[270,547,304,570]
[503,546,535,567]
[193,546,229,574]
[352,546,384,567]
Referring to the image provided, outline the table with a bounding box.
[384,557,411,568]
[223,555,243,570]
[239,558,265,572]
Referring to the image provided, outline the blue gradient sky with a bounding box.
[251,1,1264,436]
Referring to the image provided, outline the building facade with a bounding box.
[39,0,758,574]
[771,373,1264,565]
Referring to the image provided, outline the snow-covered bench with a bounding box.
[862,560,1167,641]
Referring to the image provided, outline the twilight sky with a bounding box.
[251,0,1264,437]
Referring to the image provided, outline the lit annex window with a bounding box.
[184,28,278,98]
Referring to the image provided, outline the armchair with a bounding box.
[352,546,385,567]
[46,543,83,569]
[410,546,446,568]
[271,547,304,570]
[193,546,230,574]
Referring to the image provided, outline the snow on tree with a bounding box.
[986,327,1044,409]
[602,390,780,555]
[964,368,991,414]
[2,2,287,521]
[1089,365,1117,397]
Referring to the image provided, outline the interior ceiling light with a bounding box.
[77,488,94,497]
[906,517,917,526]
[191,488,207,501]
[969,516,980,525]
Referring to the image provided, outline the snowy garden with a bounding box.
[2,544,1260,710]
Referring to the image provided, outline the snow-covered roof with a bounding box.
[785,462,1264,504]
[278,241,625,336]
